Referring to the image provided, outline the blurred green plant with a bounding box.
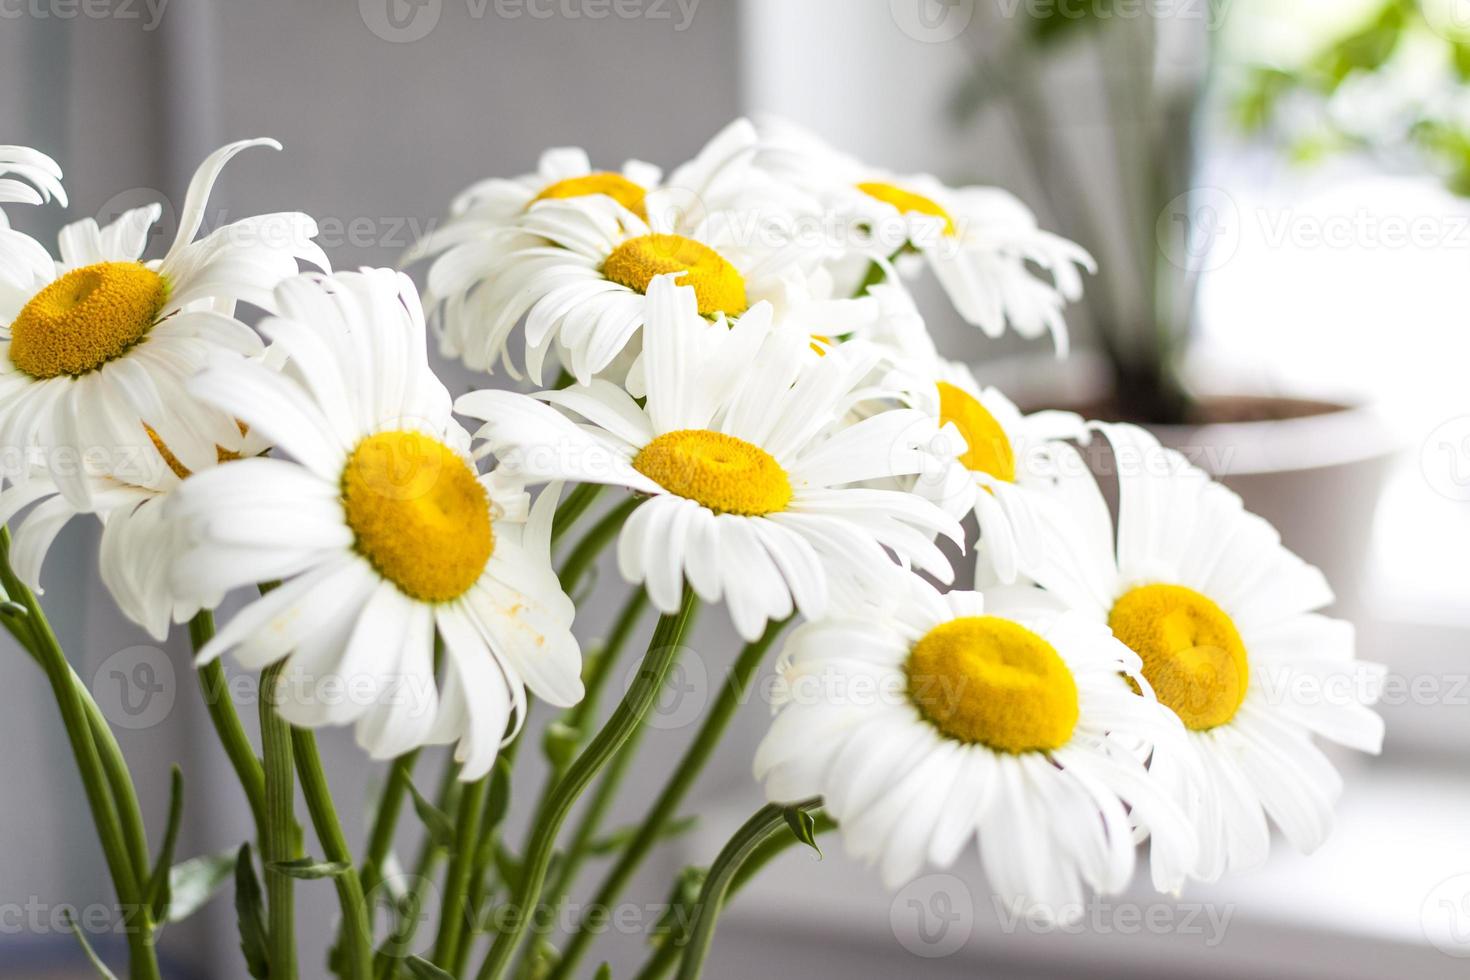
[951,3,1220,424]
[1235,0,1470,194]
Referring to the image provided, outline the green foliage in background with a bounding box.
[1236,0,1470,194]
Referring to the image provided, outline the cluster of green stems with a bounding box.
[1,486,828,979]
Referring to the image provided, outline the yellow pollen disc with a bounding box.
[341,430,494,603]
[1108,584,1249,731]
[530,172,648,218]
[632,429,792,516]
[937,382,1015,482]
[602,234,747,318]
[10,262,169,379]
[856,181,957,236]
[906,616,1078,753]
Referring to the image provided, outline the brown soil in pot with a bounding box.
[1036,393,1348,426]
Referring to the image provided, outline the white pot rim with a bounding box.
[973,350,1407,477]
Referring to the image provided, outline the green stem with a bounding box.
[82,680,152,890]
[191,611,269,840]
[852,257,888,297]
[537,590,651,912]
[522,588,650,840]
[378,754,461,980]
[540,717,647,929]
[635,812,834,980]
[0,530,160,980]
[260,662,299,980]
[563,589,648,747]
[550,617,788,980]
[550,483,605,546]
[506,591,664,980]
[432,771,489,968]
[361,749,420,900]
[474,590,699,980]
[672,800,824,980]
[455,736,521,977]
[293,728,375,980]
[557,496,638,595]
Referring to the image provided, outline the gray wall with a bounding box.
[0,4,746,977]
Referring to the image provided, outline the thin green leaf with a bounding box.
[268,857,350,879]
[783,807,822,857]
[166,850,235,923]
[146,766,185,920]
[1455,42,1470,82]
[233,843,270,979]
[405,956,456,979]
[406,777,456,849]
[1307,0,1406,87]
[62,910,119,979]
[593,964,613,980]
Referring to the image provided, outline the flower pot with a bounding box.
[975,352,1404,620]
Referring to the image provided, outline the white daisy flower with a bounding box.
[754,578,1196,920]
[0,145,66,223]
[755,119,1095,353]
[0,410,275,640]
[168,269,582,778]
[403,144,662,267]
[456,275,962,642]
[0,138,327,507]
[406,117,784,273]
[418,119,838,384]
[857,279,940,366]
[424,187,835,387]
[898,359,1088,585]
[1022,423,1386,884]
[621,264,878,397]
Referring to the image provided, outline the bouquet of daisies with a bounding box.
[0,122,1383,980]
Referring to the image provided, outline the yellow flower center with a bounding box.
[1108,584,1249,731]
[340,430,493,603]
[937,382,1015,482]
[10,262,169,379]
[856,181,956,236]
[602,234,747,318]
[906,616,1078,753]
[632,429,792,516]
[530,172,648,218]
